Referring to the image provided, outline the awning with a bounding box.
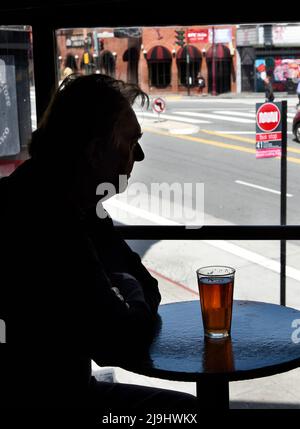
[146,45,172,62]
[123,47,139,62]
[176,45,202,61]
[206,43,231,60]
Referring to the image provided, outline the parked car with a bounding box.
[293,108,300,142]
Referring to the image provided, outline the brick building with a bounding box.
[56,25,237,95]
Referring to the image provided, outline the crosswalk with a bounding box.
[137,108,296,127]
[136,111,210,124]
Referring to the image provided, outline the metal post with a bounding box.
[186,46,190,96]
[280,100,287,306]
[212,26,216,96]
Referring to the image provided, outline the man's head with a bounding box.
[29,74,148,208]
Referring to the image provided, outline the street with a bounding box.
[133,95,300,225]
[103,95,300,309]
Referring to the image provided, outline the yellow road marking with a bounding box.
[143,127,254,154]
[143,127,300,164]
[201,129,300,155]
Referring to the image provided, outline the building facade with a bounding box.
[56,25,237,95]
[237,24,300,94]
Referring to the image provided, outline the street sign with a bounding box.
[186,29,209,43]
[256,102,283,159]
[152,97,166,114]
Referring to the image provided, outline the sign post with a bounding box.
[280,101,287,306]
[256,100,287,305]
[152,97,166,121]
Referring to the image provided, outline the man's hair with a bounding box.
[29,74,148,165]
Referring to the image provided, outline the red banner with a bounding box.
[256,132,282,142]
[186,29,209,43]
[256,148,282,159]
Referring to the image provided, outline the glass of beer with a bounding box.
[196,266,235,339]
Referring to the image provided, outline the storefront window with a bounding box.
[148,62,171,88]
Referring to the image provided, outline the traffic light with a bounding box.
[175,30,185,47]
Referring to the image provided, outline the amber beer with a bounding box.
[196,266,235,339]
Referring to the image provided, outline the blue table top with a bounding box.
[131,300,300,382]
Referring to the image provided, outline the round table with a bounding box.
[129,300,300,409]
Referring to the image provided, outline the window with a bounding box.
[176,45,202,87]
[0,25,35,177]
[149,62,171,88]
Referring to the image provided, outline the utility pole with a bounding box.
[175,28,190,96]
[186,43,190,96]
[212,26,217,96]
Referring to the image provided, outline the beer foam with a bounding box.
[199,277,232,285]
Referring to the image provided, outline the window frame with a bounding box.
[1,4,299,307]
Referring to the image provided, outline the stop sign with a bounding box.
[256,102,281,132]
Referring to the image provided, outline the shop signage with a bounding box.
[273,25,300,46]
[66,35,92,48]
[209,28,232,43]
[97,31,114,39]
[256,102,282,158]
[113,28,142,38]
[186,29,209,43]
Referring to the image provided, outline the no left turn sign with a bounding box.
[152,97,166,114]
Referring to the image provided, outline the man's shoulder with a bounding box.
[0,175,14,210]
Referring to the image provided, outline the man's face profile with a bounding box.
[113,106,144,181]
[88,104,144,208]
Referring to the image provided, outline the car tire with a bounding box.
[295,123,300,143]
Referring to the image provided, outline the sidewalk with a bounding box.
[93,273,300,409]
[152,91,299,102]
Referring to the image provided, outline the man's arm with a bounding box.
[84,211,161,315]
[73,232,158,367]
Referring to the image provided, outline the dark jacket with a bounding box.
[0,159,161,407]
[265,80,274,102]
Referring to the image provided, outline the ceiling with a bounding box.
[0,1,298,28]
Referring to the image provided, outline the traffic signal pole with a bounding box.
[175,29,191,95]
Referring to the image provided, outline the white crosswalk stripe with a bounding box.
[173,110,255,123]
[135,107,296,128]
[135,111,210,124]
[214,109,293,123]
[213,110,255,118]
